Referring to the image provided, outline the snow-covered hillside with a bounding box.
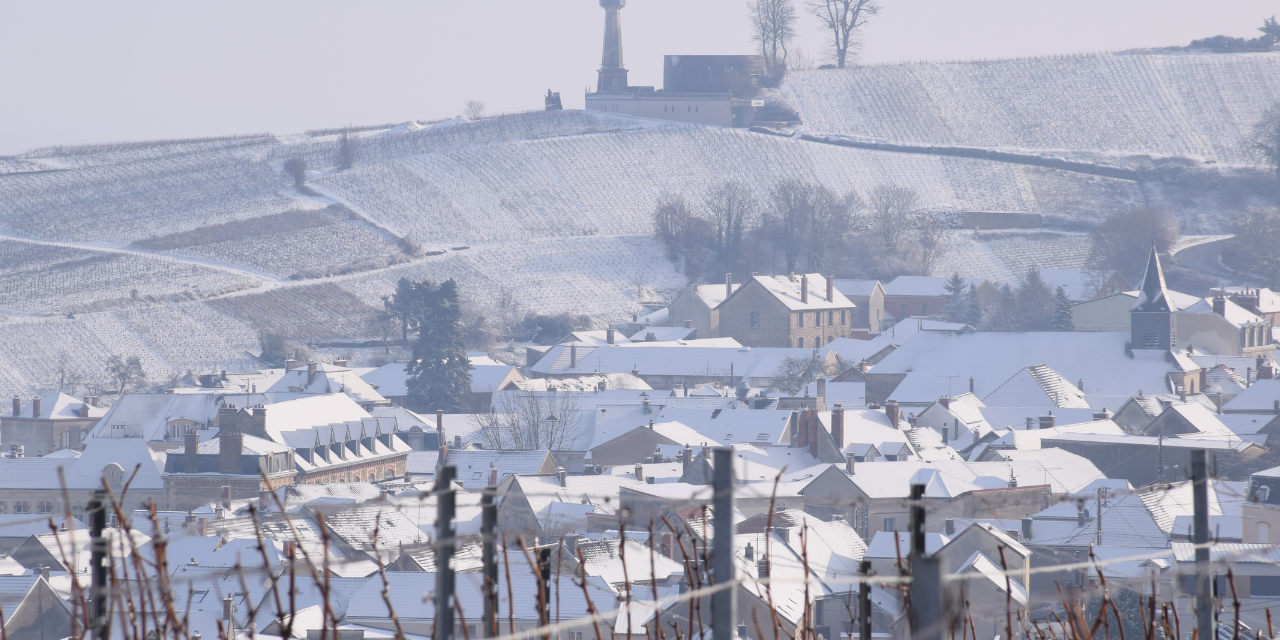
[0,50,1270,398]
[783,52,1280,165]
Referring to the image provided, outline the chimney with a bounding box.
[745,542,754,562]
[634,464,645,481]
[570,344,578,369]
[1092,408,1113,421]
[454,435,463,449]
[798,409,810,448]
[726,273,733,298]
[969,376,975,394]
[831,405,845,449]
[556,466,567,487]
[808,410,822,460]
[285,359,297,371]
[1213,295,1226,317]
[801,275,809,304]
[221,486,232,511]
[607,328,616,344]
[307,360,318,380]
[885,400,900,427]
[817,377,827,399]
[11,397,18,417]
[1179,385,1187,402]
[1274,399,1279,415]
[685,319,693,329]
[826,274,835,302]
[436,409,444,435]
[1077,378,1084,392]
[1039,414,1055,430]
[583,463,594,476]
[938,396,950,409]
[1200,368,1209,391]
[335,359,348,367]
[489,464,498,486]
[682,446,692,471]
[258,490,269,513]
[845,454,856,475]
[91,396,98,407]
[642,396,651,415]
[198,517,208,536]
[184,433,199,473]
[1077,503,1087,527]
[31,397,40,419]
[1021,516,1033,540]
[944,518,955,535]
[219,427,242,475]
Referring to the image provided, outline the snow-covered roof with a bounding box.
[1223,379,1280,413]
[982,364,1090,409]
[358,362,409,397]
[833,279,883,298]
[7,392,105,420]
[865,531,948,559]
[629,326,697,342]
[470,363,522,393]
[1180,297,1265,327]
[531,342,817,379]
[90,393,220,441]
[874,331,1195,404]
[741,274,855,311]
[267,363,386,405]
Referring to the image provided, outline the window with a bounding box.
[37,502,52,514]
[385,468,395,479]
[797,338,804,348]
[798,312,804,328]
[883,518,895,532]
[472,471,483,480]
[828,311,834,325]
[816,312,821,327]
[13,502,29,514]
[841,310,846,325]
[750,311,760,329]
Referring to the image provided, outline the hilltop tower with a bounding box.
[1130,244,1176,349]
[597,0,629,92]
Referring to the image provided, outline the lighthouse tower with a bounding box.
[597,0,629,92]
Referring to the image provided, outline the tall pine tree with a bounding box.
[1052,285,1075,331]
[942,272,969,323]
[403,279,472,413]
[964,283,981,326]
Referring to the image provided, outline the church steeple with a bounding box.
[1130,244,1176,349]
[1133,243,1170,312]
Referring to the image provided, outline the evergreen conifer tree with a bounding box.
[1052,285,1075,331]
[964,283,981,326]
[942,272,968,322]
[404,279,472,413]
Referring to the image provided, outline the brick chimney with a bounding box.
[831,405,845,449]
[184,433,199,473]
[285,359,297,372]
[938,396,950,409]
[219,427,242,475]
[634,463,645,482]
[726,273,733,298]
[488,464,498,487]
[826,275,835,302]
[885,400,901,427]
[221,486,232,511]
[1213,295,1226,317]
[607,328,615,344]
[1039,414,1055,430]
[685,319,693,329]
[249,405,268,438]
[801,275,809,304]
[570,344,578,369]
[816,377,826,399]
[1200,368,1209,391]
[31,397,40,419]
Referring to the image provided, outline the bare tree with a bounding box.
[474,391,586,451]
[704,182,758,279]
[808,0,880,69]
[105,355,147,396]
[867,184,918,254]
[914,210,953,276]
[749,0,798,79]
[807,185,859,272]
[56,350,85,395]
[464,100,487,121]
[768,179,814,274]
[1251,102,1280,185]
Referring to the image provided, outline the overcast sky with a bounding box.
[0,0,1275,155]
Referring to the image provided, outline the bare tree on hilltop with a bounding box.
[809,0,880,69]
[464,100,487,121]
[749,0,798,81]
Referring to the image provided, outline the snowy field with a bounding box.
[782,52,1280,165]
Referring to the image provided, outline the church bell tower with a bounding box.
[1130,244,1176,350]
[597,0,629,92]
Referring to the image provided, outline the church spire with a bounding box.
[1133,243,1170,312]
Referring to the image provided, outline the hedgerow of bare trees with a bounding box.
[653,181,948,282]
[808,0,880,69]
[1087,207,1180,282]
[749,0,798,82]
